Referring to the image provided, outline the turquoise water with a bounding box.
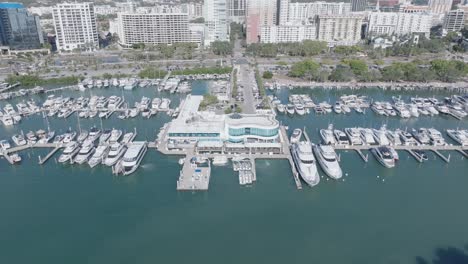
[1,84,468,264]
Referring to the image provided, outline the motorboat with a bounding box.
[446,129,468,146]
[129,108,139,117]
[386,129,402,146]
[290,128,302,144]
[342,104,351,113]
[372,125,390,145]
[1,115,14,126]
[408,104,419,117]
[399,130,418,146]
[58,141,80,163]
[360,128,377,145]
[151,98,161,110]
[87,127,101,143]
[10,153,21,164]
[104,143,127,166]
[320,124,336,145]
[26,131,37,144]
[286,104,295,115]
[295,104,305,115]
[74,143,95,164]
[99,129,112,144]
[411,128,431,145]
[313,144,342,179]
[62,130,77,144]
[12,134,27,146]
[291,141,320,187]
[371,146,396,168]
[344,127,363,145]
[121,132,136,144]
[0,139,11,150]
[159,98,171,111]
[334,129,349,145]
[37,130,55,144]
[77,130,89,143]
[88,145,110,168]
[108,129,122,144]
[276,104,285,113]
[333,102,342,114]
[427,128,446,146]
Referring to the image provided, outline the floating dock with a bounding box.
[177,150,211,191]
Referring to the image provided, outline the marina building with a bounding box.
[166,95,280,145]
[443,9,465,32]
[203,0,229,46]
[116,11,194,46]
[367,11,432,38]
[316,14,364,46]
[0,3,44,50]
[52,2,98,52]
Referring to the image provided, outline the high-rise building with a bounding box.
[288,2,351,23]
[227,0,246,23]
[316,14,364,46]
[367,12,432,37]
[278,0,289,25]
[260,24,316,43]
[443,9,465,32]
[0,2,43,50]
[351,0,367,11]
[52,2,98,52]
[428,0,453,14]
[246,0,277,44]
[203,0,229,46]
[116,11,194,46]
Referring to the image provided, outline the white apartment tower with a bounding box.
[116,12,193,46]
[367,12,432,38]
[204,0,229,46]
[227,0,246,23]
[52,2,99,52]
[288,2,351,23]
[443,9,465,32]
[316,14,364,46]
[246,0,277,44]
[428,0,453,14]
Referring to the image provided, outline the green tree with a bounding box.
[262,71,273,79]
[211,41,233,55]
[329,65,354,82]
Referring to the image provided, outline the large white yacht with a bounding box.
[117,142,148,175]
[446,129,468,146]
[88,145,110,168]
[371,146,396,168]
[345,128,363,145]
[313,144,342,179]
[334,129,349,145]
[320,124,336,145]
[372,125,390,146]
[74,143,95,164]
[291,141,320,187]
[427,128,446,146]
[58,141,80,163]
[412,128,431,145]
[360,128,377,145]
[104,143,127,166]
[108,129,123,144]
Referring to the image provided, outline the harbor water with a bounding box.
[1,83,468,264]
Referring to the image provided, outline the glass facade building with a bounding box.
[0,3,43,50]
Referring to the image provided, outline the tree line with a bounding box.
[288,59,468,83]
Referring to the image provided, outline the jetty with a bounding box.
[38,146,62,165]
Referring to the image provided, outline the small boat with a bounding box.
[12,134,27,146]
[121,132,136,144]
[108,129,122,144]
[104,143,127,166]
[26,131,37,144]
[290,128,302,144]
[88,145,110,168]
[334,129,349,145]
[295,104,305,115]
[333,102,342,114]
[0,139,11,150]
[99,129,112,144]
[286,104,295,115]
[77,130,89,143]
[10,153,22,163]
[371,146,396,168]
[276,104,285,113]
[74,142,95,164]
[58,141,80,163]
[320,124,336,145]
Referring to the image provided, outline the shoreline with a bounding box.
[269,80,468,93]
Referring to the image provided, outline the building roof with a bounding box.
[0,2,24,9]
[226,113,279,128]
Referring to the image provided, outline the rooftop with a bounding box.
[0,2,24,9]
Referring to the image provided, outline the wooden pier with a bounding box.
[407,149,424,163]
[355,149,369,162]
[38,147,62,165]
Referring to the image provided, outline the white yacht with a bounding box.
[107,96,123,110]
[104,143,127,166]
[58,141,80,163]
[334,129,349,145]
[399,130,419,146]
[313,144,342,179]
[77,130,88,143]
[88,145,110,168]
[108,129,122,144]
[12,134,27,146]
[99,129,112,144]
[286,104,295,115]
[290,128,302,144]
[360,128,376,145]
[151,98,161,110]
[333,102,342,114]
[345,127,363,145]
[427,128,446,146]
[1,115,14,126]
[0,139,11,150]
[159,98,171,111]
[276,104,285,113]
[412,128,431,145]
[26,131,37,144]
[372,125,390,145]
[446,129,468,146]
[291,141,320,187]
[320,124,336,145]
[295,104,306,115]
[87,127,101,143]
[386,129,402,146]
[117,142,147,175]
[371,146,396,168]
[124,78,138,90]
[74,143,95,164]
[121,132,136,144]
[212,155,228,166]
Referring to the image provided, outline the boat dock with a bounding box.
[38,146,62,165]
[177,149,211,191]
[281,126,302,189]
